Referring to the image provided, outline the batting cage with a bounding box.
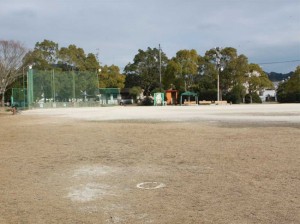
[11,88,27,109]
[26,70,120,108]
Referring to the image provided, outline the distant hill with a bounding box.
[266,71,294,82]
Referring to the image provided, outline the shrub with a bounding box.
[245,93,262,103]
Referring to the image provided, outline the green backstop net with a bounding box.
[27,70,102,108]
[11,88,27,109]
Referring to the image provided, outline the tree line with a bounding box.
[1,39,299,106]
[276,67,300,102]
[124,47,274,103]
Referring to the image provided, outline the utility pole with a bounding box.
[159,44,162,90]
[214,47,224,101]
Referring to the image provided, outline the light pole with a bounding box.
[71,64,75,101]
[159,44,162,91]
[27,65,33,109]
[214,47,224,101]
[97,68,101,101]
[217,70,219,101]
[52,69,56,104]
[217,66,224,101]
[97,68,101,89]
[22,67,25,108]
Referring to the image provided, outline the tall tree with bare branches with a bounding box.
[0,40,27,106]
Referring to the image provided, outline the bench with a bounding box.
[184,101,198,105]
[199,100,212,105]
[215,101,228,105]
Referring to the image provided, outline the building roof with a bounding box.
[181,91,198,96]
[99,88,120,94]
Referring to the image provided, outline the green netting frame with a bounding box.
[28,70,100,108]
[11,88,27,109]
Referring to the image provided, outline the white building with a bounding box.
[259,89,276,102]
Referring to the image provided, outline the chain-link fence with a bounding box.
[25,70,120,108]
[11,88,27,109]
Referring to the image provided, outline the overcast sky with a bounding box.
[1,0,299,73]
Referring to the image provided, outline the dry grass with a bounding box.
[0,106,299,223]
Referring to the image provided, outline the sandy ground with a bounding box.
[1,104,300,223]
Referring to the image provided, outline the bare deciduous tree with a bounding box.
[0,40,27,107]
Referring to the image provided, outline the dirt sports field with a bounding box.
[1,104,300,224]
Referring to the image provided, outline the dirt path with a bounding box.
[0,107,299,223]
